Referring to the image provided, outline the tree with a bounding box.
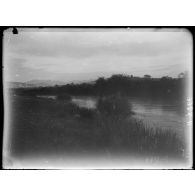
[178,72,185,79]
[95,77,106,95]
[96,77,106,86]
[144,74,151,79]
[161,76,172,80]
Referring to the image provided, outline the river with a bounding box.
[36,95,188,134]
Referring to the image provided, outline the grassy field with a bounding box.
[8,95,185,162]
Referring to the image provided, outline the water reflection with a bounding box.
[71,96,186,133]
[71,97,96,109]
[37,95,56,100]
[36,95,186,133]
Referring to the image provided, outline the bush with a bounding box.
[75,107,96,119]
[97,95,132,119]
[56,94,71,101]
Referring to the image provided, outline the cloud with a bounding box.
[3,29,192,81]
[5,31,191,59]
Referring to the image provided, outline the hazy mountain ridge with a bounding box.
[26,80,67,86]
[7,80,65,88]
[7,79,95,88]
[7,82,35,88]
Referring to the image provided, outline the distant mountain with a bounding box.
[7,82,35,88]
[26,80,67,87]
[6,78,98,88]
[6,80,66,88]
[6,79,96,89]
[6,71,116,88]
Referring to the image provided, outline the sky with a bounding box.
[3,28,192,83]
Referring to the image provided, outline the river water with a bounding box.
[73,96,187,132]
[36,95,188,134]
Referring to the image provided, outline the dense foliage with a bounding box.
[12,74,186,101]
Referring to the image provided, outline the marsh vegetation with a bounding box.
[7,74,188,166]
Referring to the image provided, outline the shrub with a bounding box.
[56,94,71,101]
[96,95,132,119]
[75,107,96,119]
[56,102,79,117]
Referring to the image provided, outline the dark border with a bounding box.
[0,26,194,170]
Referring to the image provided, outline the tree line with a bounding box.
[12,74,187,100]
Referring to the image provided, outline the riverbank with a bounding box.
[4,95,187,167]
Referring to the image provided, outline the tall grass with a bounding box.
[94,95,184,158]
[54,95,184,158]
[10,95,185,159]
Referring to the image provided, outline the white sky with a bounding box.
[3,28,192,82]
